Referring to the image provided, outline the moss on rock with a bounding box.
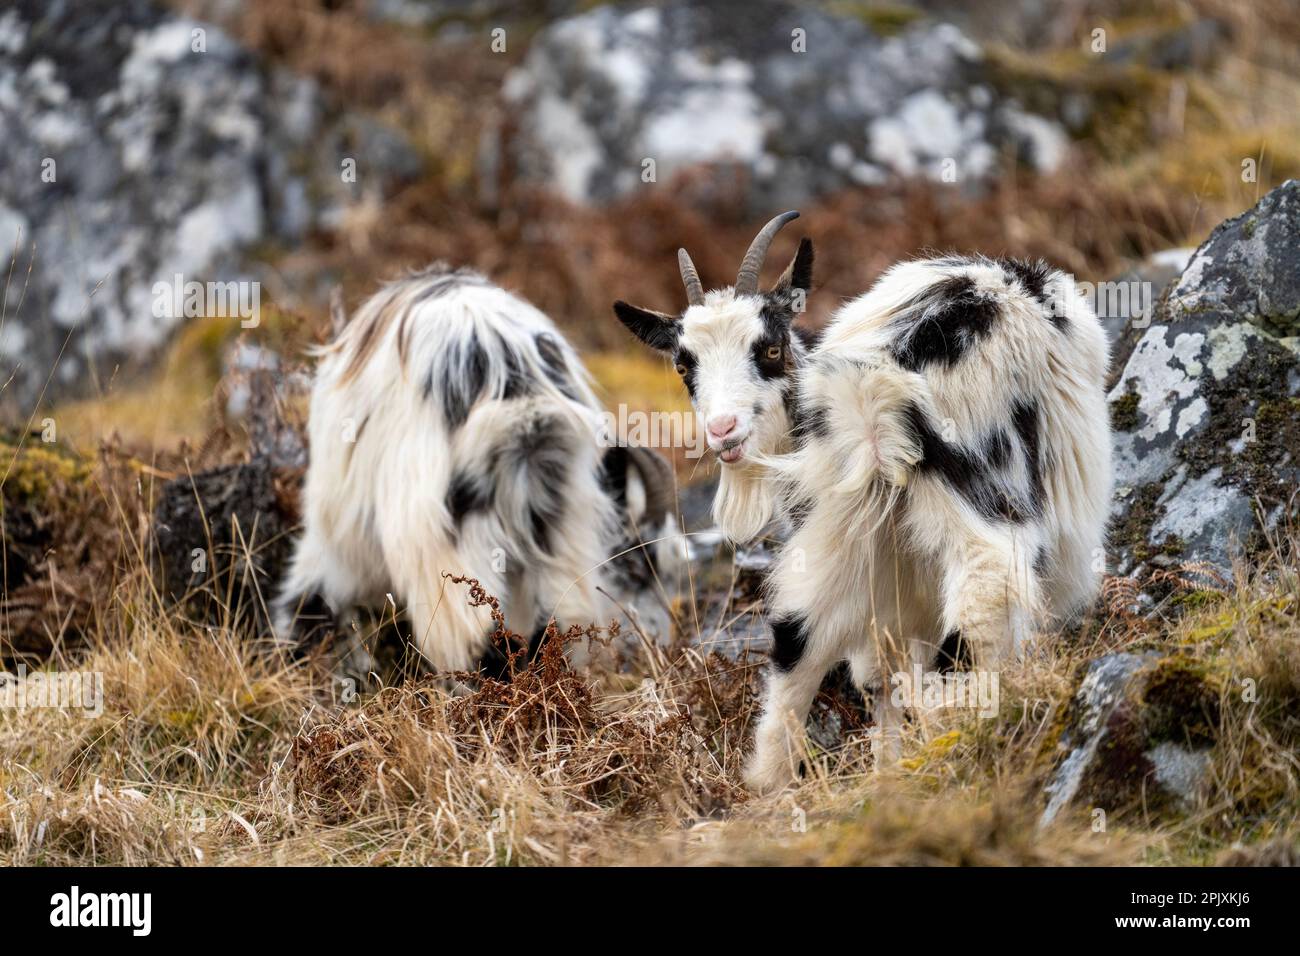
[1069,654,1220,816]
[1109,384,1141,432]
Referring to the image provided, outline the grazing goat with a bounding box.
[276,265,680,677]
[613,212,1112,792]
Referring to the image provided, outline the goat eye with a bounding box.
[766,345,782,361]
[675,363,687,376]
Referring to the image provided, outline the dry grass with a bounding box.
[3,463,1298,865]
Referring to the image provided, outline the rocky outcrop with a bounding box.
[1108,180,1300,578]
[1040,652,1218,826]
[499,1,1067,211]
[0,0,418,410]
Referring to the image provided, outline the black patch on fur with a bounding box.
[447,470,491,526]
[905,402,979,505]
[1011,398,1045,513]
[904,402,1035,523]
[985,427,1012,469]
[499,331,530,401]
[614,301,680,351]
[791,324,823,351]
[1033,545,1051,581]
[787,495,814,532]
[1002,258,1067,332]
[434,330,487,427]
[433,329,535,429]
[759,301,795,341]
[1000,258,1048,303]
[511,416,571,557]
[780,380,802,430]
[529,506,556,555]
[599,446,630,508]
[791,400,830,447]
[672,347,699,399]
[890,275,1000,371]
[534,333,580,401]
[751,334,789,380]
[770,614,808,672]
[934,630,972,673]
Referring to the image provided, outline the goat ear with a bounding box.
[613,301,679,352]
[770,237,814,295]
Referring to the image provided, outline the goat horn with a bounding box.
[678,248,705,307]
[735,210,800,297]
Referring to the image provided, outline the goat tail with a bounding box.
[833,361,925,493]
[753,359,926,504]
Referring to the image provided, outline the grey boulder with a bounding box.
[1108,180,1300,578]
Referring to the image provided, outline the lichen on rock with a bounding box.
[1108,180,1300,577]
[1041,652,1220,826]
[498,1,1068,211]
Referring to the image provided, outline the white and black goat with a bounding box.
[613,213,1112,792]
[276,265,680,678]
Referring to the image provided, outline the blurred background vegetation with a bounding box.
[5,0,1298,459]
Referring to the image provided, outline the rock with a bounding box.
[150,457,298,635]
[0,434,114,660]
[0,0,418,409]
[152,343,314,632]
[499,1,1067,210]
[1108,181,1300,577]
[1040,652,1218,827]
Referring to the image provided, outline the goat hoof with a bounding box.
[743,757,798,796]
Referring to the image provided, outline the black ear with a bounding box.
[771,237,814,294]
[613,301,680,352]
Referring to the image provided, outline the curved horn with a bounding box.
[677,248,705,307]
[735,210,800,297]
